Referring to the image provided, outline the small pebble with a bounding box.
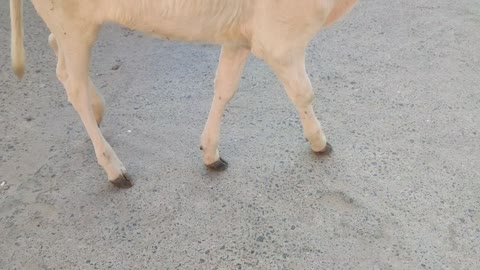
[111,63,121,70]
[0,181,8,190]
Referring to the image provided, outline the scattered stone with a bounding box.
[111,63,121,70]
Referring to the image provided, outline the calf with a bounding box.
[10,0,357,188]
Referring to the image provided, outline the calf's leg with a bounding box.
[201,46,250,170]
[266,52,332,154]
[48,33,105,126]
[51,26,132,187]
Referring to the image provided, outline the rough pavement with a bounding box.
[1,0,480,269]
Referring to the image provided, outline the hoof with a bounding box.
[110,173,133,188]
[206,157,228,171]
[315,142,333,155]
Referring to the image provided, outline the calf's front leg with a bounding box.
[267,52,332,154]
[201,46,250,170]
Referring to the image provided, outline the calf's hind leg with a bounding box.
[48,33,105,126]
[51,27,132,188]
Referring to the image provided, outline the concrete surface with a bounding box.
[1,0,480,269]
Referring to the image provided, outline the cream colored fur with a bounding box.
[10,0,25,79]
[10,0,357,184]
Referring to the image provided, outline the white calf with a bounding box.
[10,0,357,188]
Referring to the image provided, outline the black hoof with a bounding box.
[206,157,229,171]
[315,143,333,155]
[110,173,133,188]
